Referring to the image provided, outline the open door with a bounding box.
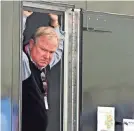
[22,2,83,131]
[22,2,73,131]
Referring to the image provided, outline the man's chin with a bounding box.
[38,63,47,68]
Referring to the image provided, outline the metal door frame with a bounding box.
[1,1,22,131]
[23,1,75,15]
[23,2,83,131]
[22,1,82,131]
[63,8,83,131]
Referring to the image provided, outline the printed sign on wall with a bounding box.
[97,106,115,131]
[123,119,134,131]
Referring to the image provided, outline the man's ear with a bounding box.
[29,39,34,50]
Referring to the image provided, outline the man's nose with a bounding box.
[44,52,50,58]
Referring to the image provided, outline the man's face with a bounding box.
[29,35,58,68]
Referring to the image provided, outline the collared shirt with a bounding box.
[22,15,65,81]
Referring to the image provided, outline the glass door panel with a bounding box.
[81,11,134,131]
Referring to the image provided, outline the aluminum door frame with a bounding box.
[63,9,83,131]
[22,2,76,131]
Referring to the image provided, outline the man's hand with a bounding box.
[23,10,33,17]
[49,13,59,28]
[49,13,58,21]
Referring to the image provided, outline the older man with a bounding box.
[22,11,64,131]
[22,11,64,80]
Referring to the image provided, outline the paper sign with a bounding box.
[97,106,115,131]
[123,119,134,131]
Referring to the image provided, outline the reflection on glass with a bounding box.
[1,98,11,131]
[1,98,19,131]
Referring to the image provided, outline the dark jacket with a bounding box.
[22,54,51,131]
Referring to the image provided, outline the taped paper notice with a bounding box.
[123,119,134,131]
[97,106,115,131]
